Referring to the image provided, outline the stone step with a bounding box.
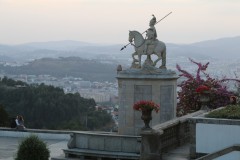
[162,143,190,160]
[51,156,92,160]
[52,155,127,160]
[51,156,78,160]
[63,148,140,160]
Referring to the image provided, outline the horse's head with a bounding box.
[128,30,144,48]
[128,31,134,43]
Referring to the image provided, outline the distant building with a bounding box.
[78,81,91,88]
[81,91,111,102]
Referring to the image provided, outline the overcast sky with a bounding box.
[0,0,240,45]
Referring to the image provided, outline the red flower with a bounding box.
[196,85,210,93]
[230,96,237,105]
[133,100,160,113]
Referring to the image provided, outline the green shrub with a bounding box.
[15,135,50,160]
[206,104,240,119]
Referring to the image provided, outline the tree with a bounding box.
[0,77,112,130]
[0,104,9,127]
[177,59,240,116]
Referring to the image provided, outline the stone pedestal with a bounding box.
[140,129,162,160]
[117,67,178,135]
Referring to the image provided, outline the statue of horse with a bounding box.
[128,30,166,69]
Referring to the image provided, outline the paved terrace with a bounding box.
[1,110,204,160]
[0,128,70,160]
[0,128,191,160]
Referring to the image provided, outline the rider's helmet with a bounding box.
[149,14,156,26]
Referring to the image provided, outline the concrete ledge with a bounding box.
[117,68,178,80]
[0,127,71,140]
[190,116,240,125]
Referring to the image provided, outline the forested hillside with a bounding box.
[0,77,113,130]
[0,57,116,82]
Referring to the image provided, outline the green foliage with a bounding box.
[87,110,113,130]
[0,104,9,127]
[206,104,240,119]
[15,135,50,160]
[59,119,84,130]
[0,77,112,130]
[1,76,27,87]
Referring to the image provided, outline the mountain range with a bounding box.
[1,36,240,64]
[0,36,240,82]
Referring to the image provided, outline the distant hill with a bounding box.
[0,36,240,81]
[20,40,97,51]
[180,36,240,59]
[0,36,240,63]
[0,57,117,82]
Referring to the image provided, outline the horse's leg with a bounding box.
[153,58,159,66]
[138,54,142,68]
[132,52,139,62]
[153,53,161,66]
[159,49,166,69]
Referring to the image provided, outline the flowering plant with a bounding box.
[177,58,239,116]
[196,85,210,93]
[133,100,160,113]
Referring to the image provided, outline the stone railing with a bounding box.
[63,131,141,160]
[140,110,206,160]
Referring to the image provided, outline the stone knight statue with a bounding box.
[144,15,158,55]
[126,13,171,69]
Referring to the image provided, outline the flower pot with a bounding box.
[199,93,210,102]
[199,91,210,110]
[141,109,152,130]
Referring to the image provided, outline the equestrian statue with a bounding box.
[121,13,172,69]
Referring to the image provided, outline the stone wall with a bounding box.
[64,131,141,159]
[189,109,240,159]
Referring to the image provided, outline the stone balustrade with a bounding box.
[140,110,206,160]
[64,131,141,160]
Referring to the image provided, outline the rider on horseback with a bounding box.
[144,15,157,55]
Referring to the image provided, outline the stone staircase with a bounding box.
[162,143,190,160]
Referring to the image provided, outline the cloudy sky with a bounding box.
[0,0,240,44]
